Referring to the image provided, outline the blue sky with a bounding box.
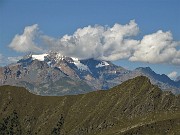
[0,0,180,79]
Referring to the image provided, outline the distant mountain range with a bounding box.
[0,52,179,95]
[0,76,179,134]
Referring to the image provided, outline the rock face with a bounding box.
[0,76,180,135]
[0,52,179,95]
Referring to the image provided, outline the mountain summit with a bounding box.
[0,52,179,95]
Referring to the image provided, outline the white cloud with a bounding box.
[9,24,42,53]
[42,20,139,61]
[8,21,180,65]
[172,51,180,65]
[168,71,178,80]
[129,30,180,64]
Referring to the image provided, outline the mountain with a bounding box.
[119,67,180,94]
[0,52,179,95]
[0,53,94,96]
[176,76,180,82]
[0,52,127,95]
[0,76,180,135]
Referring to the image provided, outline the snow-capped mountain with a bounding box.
[0,52,179,95]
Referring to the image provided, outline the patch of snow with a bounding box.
[47,61,52,67]
[55,53,66,61]
[96,61,109,68]
[72,57,89,71]
[32,53,48,61]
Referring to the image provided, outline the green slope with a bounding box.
[0,76,179,135]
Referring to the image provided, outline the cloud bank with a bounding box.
[8,20,180,65]
[42,20,139,61]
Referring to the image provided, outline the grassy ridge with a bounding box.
[0,76,179,135]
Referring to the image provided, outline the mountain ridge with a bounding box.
[0,76,179,134]
[0,52,179,95]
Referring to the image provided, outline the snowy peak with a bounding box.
[80,58,111,69]
[45,52,66,62]
[96,61,109,68]
[17,52,119,82]
[19,52,111,71]
[71,57,89,71]
[32,53,48,61]
[45,52,90,71]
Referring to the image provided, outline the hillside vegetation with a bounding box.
[0,76,180,135]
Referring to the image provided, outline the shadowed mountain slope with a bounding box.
[0,76,180,135]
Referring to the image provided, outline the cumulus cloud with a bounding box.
[9,24,42,53]
[42,20,139,61]
[8,21,180,65]
[172,51,180,65]
[129,30,180,64]
[168,71,178,80]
